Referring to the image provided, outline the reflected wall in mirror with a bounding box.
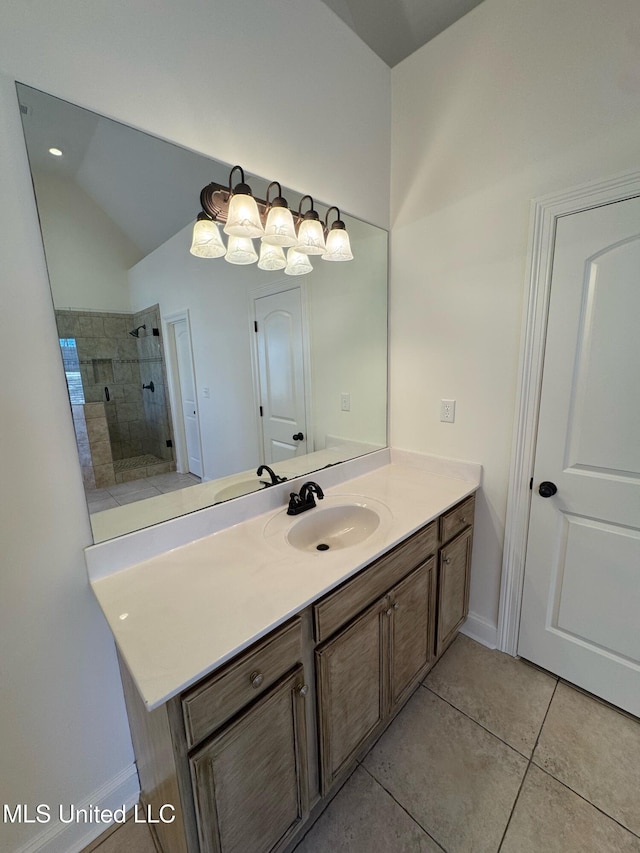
[17,83,388,544]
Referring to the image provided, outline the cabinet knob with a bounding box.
[443,556,451,565]
[298,684,309,697]
[250,671,264,689]
[460,516,467,524]
[393,601,399,610]
[385,607,393,616]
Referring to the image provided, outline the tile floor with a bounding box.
[84,635,640,853]
[85,472,201,514]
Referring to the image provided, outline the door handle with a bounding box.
[292,432,304,441]
[538,481,558,498]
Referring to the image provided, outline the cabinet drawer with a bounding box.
[182,617,302,748]
[313,521,438,643]
[439,495,475,545]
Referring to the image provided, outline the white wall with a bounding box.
[0,2,390,850]
[33,172,140,312]
[309,225,388,448]
[129,225,261,481]
[390,0,640,641]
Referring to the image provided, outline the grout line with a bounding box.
[525,681,640,840]
[529,762,640,841]
[496,679,559,852]
[359,763,448,852]
[420,683,537,761]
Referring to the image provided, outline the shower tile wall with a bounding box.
[56,307,175,471]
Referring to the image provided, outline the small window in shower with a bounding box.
[59,338,85,404]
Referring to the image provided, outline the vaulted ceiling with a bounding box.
[320,0,485,66]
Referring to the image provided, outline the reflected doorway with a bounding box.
[165,311,203,478]
[252,284,310,465]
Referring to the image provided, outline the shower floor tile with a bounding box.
[113,454,163,472]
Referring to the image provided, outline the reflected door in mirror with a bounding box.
[255,287,308,463]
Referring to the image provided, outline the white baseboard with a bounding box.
[460,612,498,650]
[14,763,139,853]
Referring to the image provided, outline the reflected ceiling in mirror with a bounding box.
[16,83,388,544]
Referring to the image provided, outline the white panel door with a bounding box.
[255,288,308,464]
[174,319,202,478]
[519,196,640,716]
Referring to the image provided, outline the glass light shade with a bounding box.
[321,227,354,261]
[190,219,226,258]
[224,235,258,265]
[223,192,264,238]
[258,243,287,271]
[296,218,326,255]
[284,248,313,276]
[262,205,298,247]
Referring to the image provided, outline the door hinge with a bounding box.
[529,477,533,490]
[259,405,263,417]
[254,320,258,332]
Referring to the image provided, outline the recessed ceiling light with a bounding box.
[48,147,63,157]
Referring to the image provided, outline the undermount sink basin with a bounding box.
[214,473,294,503]
[214,480,264,502]
[288,504,381,552]
[264,494,393,554]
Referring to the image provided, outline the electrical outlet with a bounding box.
[440,399,456,423]
[202,386,210,399]
[340,392,351,412]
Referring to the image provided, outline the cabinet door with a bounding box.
[436,526,473,655]
[389,558,436,709]
[190,666,309,853]
[316,600,386,792]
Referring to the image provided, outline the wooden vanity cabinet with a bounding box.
[436,495,475,655]
[389,559,437,709]
[314,522,438,792]
[314,494,474,795]
[119,492,476,853]
[315,600,388,790]
[190,666,309,853]
[119,616,310,853]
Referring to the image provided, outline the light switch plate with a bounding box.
[340,392,351,412]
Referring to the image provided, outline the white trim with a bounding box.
[461,612,498,649]
[12,764,138,853]
[497,169,640,655]
[162,309,204,478]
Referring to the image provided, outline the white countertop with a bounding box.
[90,453,480,710]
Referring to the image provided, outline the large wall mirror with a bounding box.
[16,83,388,544]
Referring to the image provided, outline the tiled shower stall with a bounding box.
[56,304,175,489]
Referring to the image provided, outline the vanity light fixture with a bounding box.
[258,242,287,271]
[223,165,264,238]
[285,248,314,276]
[190,165,353,274]
[262,182,298,247]
[322,207,354,261]
[295,196,327,255]
[225,234,259,265]
[190,213,226,258]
